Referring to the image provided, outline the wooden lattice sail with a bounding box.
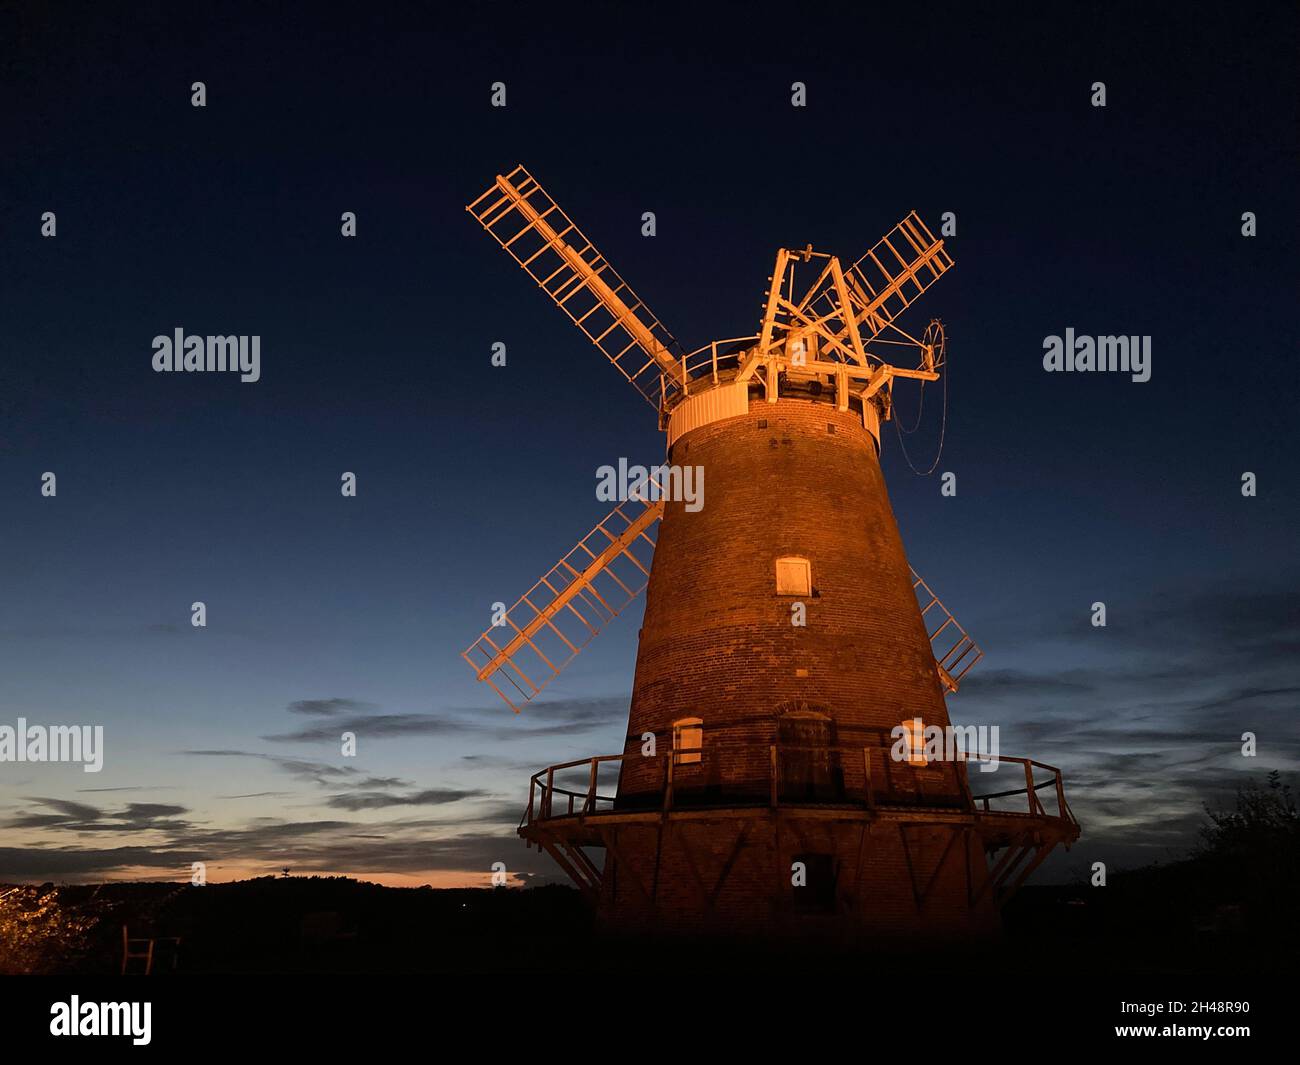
[466,166,683,408]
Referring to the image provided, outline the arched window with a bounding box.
[776,704,842,800]
[673,717,703,765]
[775,556,812,596]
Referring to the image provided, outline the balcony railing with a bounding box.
[673,335,757,390]
[520,742,1076,831]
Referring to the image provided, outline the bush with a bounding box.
[0,885,108,974]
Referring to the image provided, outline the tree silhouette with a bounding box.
[1199,770,1298,857]
[1196,771,1299,940]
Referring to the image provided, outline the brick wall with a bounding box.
[595,815,1002,939]
[618,397,954,801]
[592,395,997,935]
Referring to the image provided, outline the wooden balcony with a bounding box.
[518,742,1079,907]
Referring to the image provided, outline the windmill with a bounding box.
[462,166,1078,938]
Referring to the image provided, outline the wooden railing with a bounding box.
[676,335,757,388]
[520,743,1075,830]
[969,759,1077,823]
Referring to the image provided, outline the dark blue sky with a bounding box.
[1,2,1296,885]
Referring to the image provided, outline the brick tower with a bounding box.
[463,166,1079,941]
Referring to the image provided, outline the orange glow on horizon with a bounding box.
[21,866,535,890]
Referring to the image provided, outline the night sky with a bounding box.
[2,2,1296,887]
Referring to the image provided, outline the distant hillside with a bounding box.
[0,868,1288,975]
[4,776,1293,975]
[1,878,590,974]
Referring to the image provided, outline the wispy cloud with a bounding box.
[323,788,487,811]
[7,797,193,835]
[262,713,482,743]
[260,693,626,743]
[182,749,372,786]
[287,697,376,716]
[954,576,1300,879]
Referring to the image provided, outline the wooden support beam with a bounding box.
[757,249,790,355]
[672,823,713,909]
[992,842,1035,899]
[563,841,603,888]
[828,256,870,366]
[597,825,654,905]
[707,825,752,912]
[916,826,962,908]
[1000,841,1053,905]
[898,824,921,909]
[972,837,1025,906]
[539,838,597,902]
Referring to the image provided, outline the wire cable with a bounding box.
[893,361,948,476]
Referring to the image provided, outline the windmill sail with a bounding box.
[466,166,683,409]
[463,494,664,711]
[845,212,953,341]
[910,568,984,693]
